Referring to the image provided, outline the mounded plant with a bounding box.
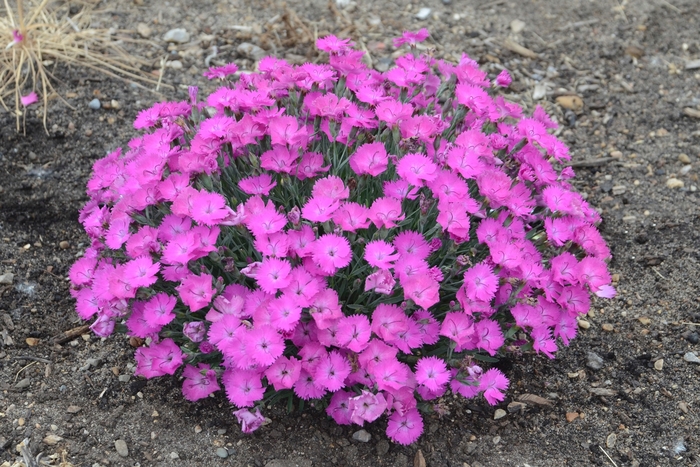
[69,29,614,444]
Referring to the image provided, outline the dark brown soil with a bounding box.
[1,1,700,466]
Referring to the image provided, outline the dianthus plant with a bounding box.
[69,29,615,445]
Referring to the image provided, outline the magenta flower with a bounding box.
[256,257,292,293]
[479,368,509,405]
[386,408,423,445]
[182,363,220,401]
[402,275,440,310]
[495,69,512,88]
[349,390,387,425]
[336,314,372,352]
[393,28,430,47]
[415,356,450,392]
[311,234,352,274]
[396,153,438,187]
[203,63,239,80]
[223,369,265,407]
[364,269,396,295]
[369,197,405,229]
[176,273,214,311]
[314,351,351,391]
[349,142,389,176]
[233,408,265,434]
[364,240,400,270]
[326,390,354,425]
[463,263,499,303]
[265,356,302,391]
[20,92,38,107]
[239,173,277,196]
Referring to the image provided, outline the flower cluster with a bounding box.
[69,29,614,445]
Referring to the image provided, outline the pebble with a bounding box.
[163,28,190,43]
[136,23,152,38]
[169,452,179,460]
[166,60,183,70]
[110,100,120,110]
[415,7,431,20]
[237,42,266,61]
[586,352,605,370]
[510,19,526,33]
[565,412,579,422]
[352,429,371,443]
[415,450,427,467]
[679,153,691,164]
[507,401,526,413]
[654,359,664,371]
[43,434,62,445]
[194,425,202,433]
[15,378,30,389]
[606,433,617,449]
[686,332,699,344]
[602,323,614,332]
[67,405,81,414]
[59,241,70,249]
[590,387,616,396]
[215,447,229,459]
[637,317,651,325]
[578,319,591,330]
[115,439,128,457]
[666,178,684,189]
[679,402,689,414]
[376,440,389,456]
[0,273,14,284]
[683,352,700,364]
[493,409,507,420]
[88,98,101,110]
[118,374,131,383]
[612,185,626,195]
[25,337,39,346]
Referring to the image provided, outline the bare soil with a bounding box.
[1,0,700,466]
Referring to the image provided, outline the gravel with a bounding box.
[115,439,129,457]
[88,99,101,110]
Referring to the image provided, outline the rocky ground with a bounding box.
[1,0,700,466]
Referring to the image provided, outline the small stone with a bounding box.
[666,178,684,189]
[493,409,507,420]
[194,425,202,433]
[376,440,390,456]
[679,153,691,164]
[679,402,689,414]
[43,434,62,445]
[169,452,179,460]
[136,23,152,38]
[686,332,699,345]
[590,387,617,397]
[110,100,120,110]
[610,150,623,158]
[602,323,614,332]
[586,352,605,370]
[510,19,526,33]
[67,405,81,414]
[683,352,700,364]
[578,319,591,330]
[556,95,584,111]
[118,374,131,383]
[612,185,626,195]
[414,449,427,467]
[606,433,617,449]
[352,429,371,443]
[59,241,70,249]
[163,28,190,43]
[115,439,129,457]
[507,401,526,413]
[25,337,39,346]
[532,83,547,100]
[166,60,183,70]
[566,412,579,422]
[654,359,664,371]
[637,317,651,325]
[0,273,14,284]
[18,418,25,426]
[151,410,159,417]
[622,215,637,223]
[237,42,266,61]
[216,447,229,459]
[88,98,101,110]
[15,378,30,389]
[414,7,432,20]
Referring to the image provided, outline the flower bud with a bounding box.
[287,206,301,225]
[429,237,442,252]
[183,322,206,343]
[199,341,214,354]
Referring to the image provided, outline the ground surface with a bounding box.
[1,0,700,466]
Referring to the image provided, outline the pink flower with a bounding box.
[336,314,372,352]
[311,234,352,274]
[203,62,238,80]
[349,390,387,425]
[260,146,298,173]
[364,269,396,295]
[176,273,214,311]
[402,275,440,310]
[20,92,38,107]
[375,99,413,127]
[364,240,400,269]
[326,390,354,425]
[495,69,512,88]
[369,197,405,229]
[372,304,409,342]
[415,356,450,392]
[439,312,474,348]
[296,152,330,180]
[312,175,349,201]
[268,115,308,147]
[248,325,284,366]
[393,231,431,260]
[530,326,558,359]
[182,363,220,401]
[473,319,504,356]
[301,196,340,222]
[223,369,265,407]
[333,202,371,232]
[396,153,438,187]
[142,292,177,326]
[393,28,430,47]
[239,174,277,196]
[462,263,499,303]
[256,257,292,293]
[268,296,302,331]
[265,356,302,391]
[316,35,355,54]
[479,368,509,405]
[309,288,343,329]
[314,351,351,391]
[358,338,398,372]
[386,408,423,445]
[122,256,160,288]
[233,408,265,434]
[349,142,388,176]
[293,369,326,400]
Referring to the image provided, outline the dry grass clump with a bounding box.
[0,0,157,132]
